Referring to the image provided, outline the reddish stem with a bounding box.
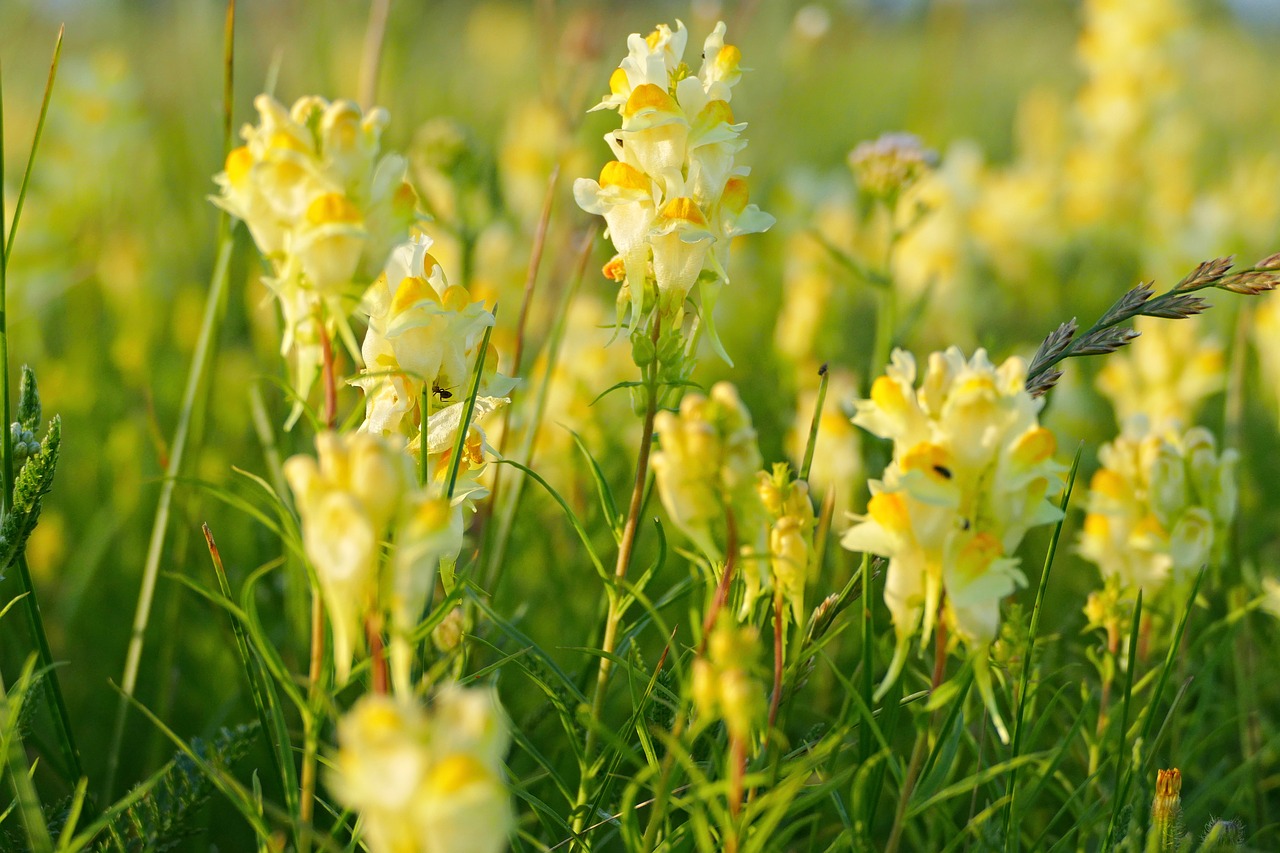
[318,318,338,429]
[699,510,739,652]
[768,593,784,731]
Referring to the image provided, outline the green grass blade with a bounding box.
[4,27,63,262]
[105,233,234,800]
[0,656,53,853]
[1004,444,1081,848]
[1103,589,1143,850]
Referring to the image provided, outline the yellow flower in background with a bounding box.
[651,382,764,562]
[1078,417,1237,599]
[330,686,513,853]
[785,368,863,523]
[1095,316,1224,433]
[757,464,817,625]
[574,20,773,359]
[212,94,418,424]
[840,348,1064,732]
[284,431,464,691]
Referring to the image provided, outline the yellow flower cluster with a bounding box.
[212,94,418,422]
[330,686,512,853]
[1078,418,1237,599]
[353,236,514,507]
[757,464,817,626]
[840,348,1063,718]
[284,431,462,692]
[651,382,764,563]
[573,20,774,358]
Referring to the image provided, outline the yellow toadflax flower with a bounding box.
[212,94,418,424]
[692,614,765,743]
[651,382,771,613]
[574,20,773,363]
[330,685,513,853]
[354,236,516,511]
[284,431,464,692]
[840,348,1064,737]
[1078,417,1237,602]
[757,463,817,627]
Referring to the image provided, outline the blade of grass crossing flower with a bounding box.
[445,308,495,502]
[1004,444,1082,848]
[203,524,301,825]
[1103,589,1143,850]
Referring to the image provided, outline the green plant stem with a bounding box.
[768,593,785,731]
[639,707,687,852]
[799,363,829,482]
[572,320,661,842]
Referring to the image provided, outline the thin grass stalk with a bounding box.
[104,2,237,799]
[885,605,949,853]
[486,165,558,536]
[0,27,81,785]
[357,0,392,110]
[768,593,784,731]
[1003,446,1082,848]
[799,363,829,482]
[445,314,496,500]
[104,233,234,801]
[483,225,595,593]
[1102,590,1144,850]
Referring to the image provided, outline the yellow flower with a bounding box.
[692,614,765,742]
[330,686,513,853]
[285,431,465,691]
[574,20,772,357]
[841,348,1063,731]
[1096,317,1224,433]
[651,383,764,563]
[1078,418,1237,599]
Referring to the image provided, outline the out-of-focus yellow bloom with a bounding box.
[284,431,463,691]
[330,686,513,853]
[1078,418,1237,599]
[574,20,773,358]
[1095,316,1224,433]
[840,348,1064,730]
[1254,297,1280,423]
[692,614,765,742]
[757,464,817,625]
[212,94,418,423]
[651,383,765,569]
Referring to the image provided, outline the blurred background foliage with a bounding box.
[3,0,1280,846]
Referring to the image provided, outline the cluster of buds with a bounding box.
[840,348,1064,730]
[574,20,774,372]
[330,686,513,853]
[650,382,770,610]
[284,431,462,693]
[1078,418,1237,611]
[692,614,765,742]
[212,94,418,423]
[353,237,514,506]
[757,463,817,626]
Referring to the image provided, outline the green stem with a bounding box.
[572,320,661,843]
